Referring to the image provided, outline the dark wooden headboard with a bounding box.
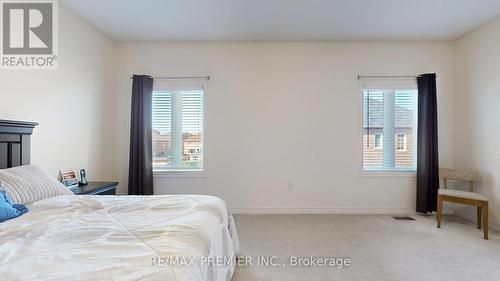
[0,120,38,169]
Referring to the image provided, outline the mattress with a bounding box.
[0,195,238,281]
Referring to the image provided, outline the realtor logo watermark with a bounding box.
[0,0,58,68]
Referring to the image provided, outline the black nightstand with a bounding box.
[70,182,118,195]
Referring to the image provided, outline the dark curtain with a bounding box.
[128,75,154,195]
[416,73,439,213]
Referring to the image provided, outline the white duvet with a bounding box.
[0,195,238,281]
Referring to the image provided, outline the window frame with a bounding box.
[152,80,207,177]
[359,78,418,177]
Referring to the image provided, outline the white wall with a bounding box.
[3,4,497,219]
[454,16,500,229]
[0,7,116,180]
[0,8,459,214]
[0,7,462,215]
[115,42,455,213]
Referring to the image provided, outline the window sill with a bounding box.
[153,170,207,178]
[359,171,416,178]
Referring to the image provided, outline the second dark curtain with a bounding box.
[128,75,154,195]
[416,73,439,213]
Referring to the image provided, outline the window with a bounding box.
[396,133,406,151]
[374,133,383,149]
[152,85,204,171]
[362,78,417,172]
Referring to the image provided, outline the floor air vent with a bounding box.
[393,216,415,221]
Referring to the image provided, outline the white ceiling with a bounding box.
[61,0,500,42]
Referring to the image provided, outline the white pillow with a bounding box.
[0,165,74,205]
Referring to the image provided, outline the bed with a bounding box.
[0,120,239,281]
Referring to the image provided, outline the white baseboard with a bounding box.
[230,207,416,215]
[454,209,500,232]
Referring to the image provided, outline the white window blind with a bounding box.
[153,86,204,171]
[361,78,417,172]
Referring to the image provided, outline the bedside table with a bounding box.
[70,182,118,195]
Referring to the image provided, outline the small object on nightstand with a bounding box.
[70,182,118,195]
[59,169,78,188]
[79,169,88,185]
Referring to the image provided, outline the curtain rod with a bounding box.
[358,75,416,80]
[130,76,210,80]
[357,74,437,80]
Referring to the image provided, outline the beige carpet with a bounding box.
[232,214,500,281]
